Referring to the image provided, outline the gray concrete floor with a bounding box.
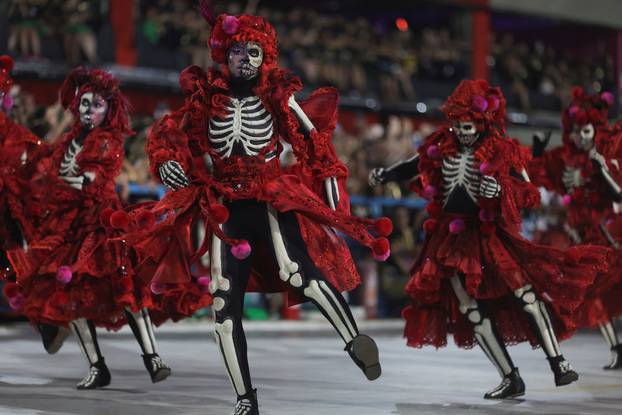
[0,320,621,415]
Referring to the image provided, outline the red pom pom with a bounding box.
[99,207,114,227]
[426,201,442,218]
[222,15,240,35]
[423,219,438,233]
[449,218,465,234]
[56,266,73,284]
[471,95,488,112]
[374,217,393,237]
[231,241,252,259]
[3,282,19,299]
[110,211,130,230]
[211,204,229,224]
[372,237,390,261]
[135,210,156,229]
[426,145,440,159]
[0,55,14,72]
[423,185,437,201]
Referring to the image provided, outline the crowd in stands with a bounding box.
[3,0,616,112]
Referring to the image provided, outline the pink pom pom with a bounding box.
[56,266,73,284]
[8,293,24,310]
[487,95,500,111]
[197,276,211,292]
[449,218,466,234]
[423,185,437,201]
[479,162,490,174]
[479,209,495,222]
[151,281,165,295]
[562,194,572,206]
[3,94,13,111]
[231,241,251,259]
[426,145,440,159]
[568,105,580,118]
[471,95,488,112]
[601,92,614,106]
[222,15,240,35]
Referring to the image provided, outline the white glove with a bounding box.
[479,175,501,198]
[368,168,385,187]
[159,160,189,190]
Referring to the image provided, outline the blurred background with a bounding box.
[1,0,620,320]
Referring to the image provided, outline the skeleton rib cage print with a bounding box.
[208,96,275,160]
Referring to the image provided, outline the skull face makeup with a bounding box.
[453,121,480,146]
[570,123,595,151]
[227,42,264,81]
[78,92,108,129]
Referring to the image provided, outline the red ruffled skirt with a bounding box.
[570,220,622,328]
[403,214,607,349]
[8,199,209,330]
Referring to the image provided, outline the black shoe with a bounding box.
[548,355,579,386]
[76,359,111,390]
[483,368,525,399]
[345,334,381,381]
[232,389,259,415]
[142,353,171,383]
[38,323,70,354]
[603,344,622,370]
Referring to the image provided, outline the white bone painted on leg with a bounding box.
[514,285,561,356]
[70,318,100,365]
[318,281,357,338]
[141,308,158,354]
[209,230,231,294]
[125,308,156,354]
[600,322,618,348]
[267,206,301,285]
[214,319,247,396]
[304,280,355,343]
[450,275,513,376]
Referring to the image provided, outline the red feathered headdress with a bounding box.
[441,79,506,133]
[562,87,612,132]
[59,67,131,133]
[0,55,14,94]
[200,0,278,70]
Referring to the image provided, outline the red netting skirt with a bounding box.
[8,200,209,330]
[402,214,607,349]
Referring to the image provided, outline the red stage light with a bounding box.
[396,18,409,32]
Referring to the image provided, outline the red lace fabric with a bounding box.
[4,124,207,329]
[403,128,607,349]
[0,113,48,248]
[528,130,622,328]
[135,66,388,304]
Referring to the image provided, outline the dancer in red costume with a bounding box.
[5,68,176,390]
[369,80,606,399]
[0,55,46,279]
[529,87,622,369]
[131,2,391,413]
